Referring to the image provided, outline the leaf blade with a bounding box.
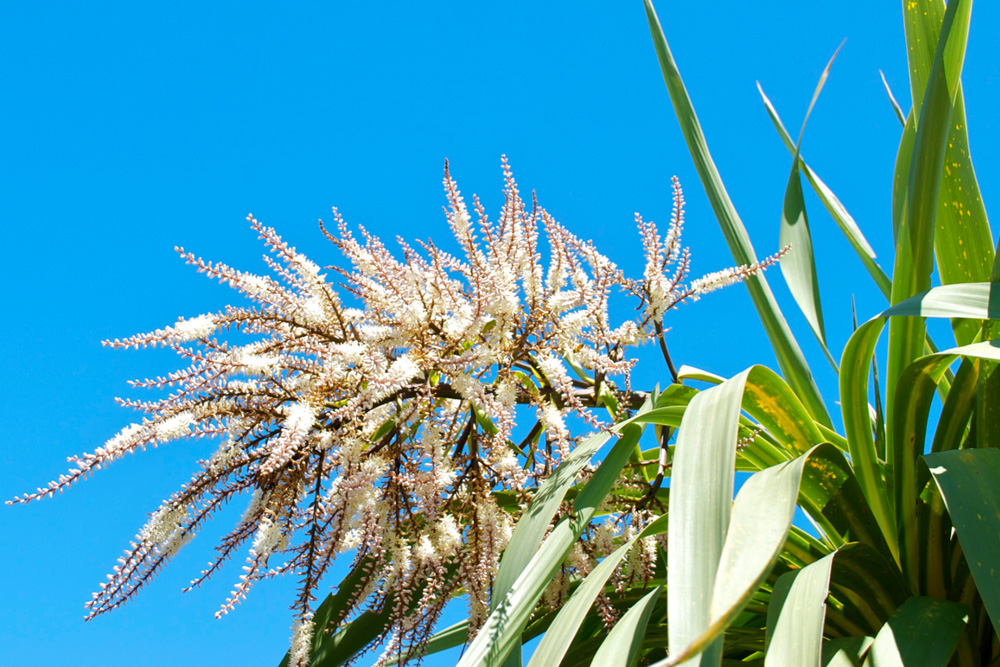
[643,0,831,428]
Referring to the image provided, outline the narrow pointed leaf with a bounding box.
[887,0,975,420]
[455,425,645,667]
[758,83,890,301]
[490,426,623,667]
[778,46,842,370]
[901,0,993,345]
[592,586,664,667]
[644,0,831,427]
[493,430,612,609]
[526,515,669,667]
[879,70,907,128]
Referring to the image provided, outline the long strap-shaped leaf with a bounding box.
[628,365,823,458]
[591,586,664,667]
[860,596,968,667]
[632,366,892,558]
[454,424,645,667]
[925,447,1000,637]
[880,70,908,128]
[765,553,836,667]
[900,0,993,347]
[757,84,891,301]
[493,429,612,606]
[886,0,973,424]
[891,340,1000,595]
[490,427,626,667]
[777,45,842,372]
[526,514,669,667]
[643,0,831,428]
[658,444,849,667]
[840,283,1000,558]
[647,363,848,666]
[759,84,954,401]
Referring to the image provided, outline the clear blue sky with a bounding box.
[2,2,998,665]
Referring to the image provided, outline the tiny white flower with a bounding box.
[171,314,216,342]
[154,411,194,443]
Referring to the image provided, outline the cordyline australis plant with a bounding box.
[10,157,778,665]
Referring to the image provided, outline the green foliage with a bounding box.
[285,0,1000,664]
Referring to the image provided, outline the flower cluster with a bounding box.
[10,158,782,666]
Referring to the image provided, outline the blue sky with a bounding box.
[2,2,998,665]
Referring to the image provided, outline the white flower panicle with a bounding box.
[9,160,779,663]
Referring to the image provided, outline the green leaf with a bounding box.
[591,586,664,667]
[490,428,616,667]
[798,450,898,562]
[977,254,1000,450]
[924,447,1000,637]
[879,70,907,128]
[826,543,909,635]
[892,340,1000,594]
[647,364,849,667]
[887,0,974,421]
[901,0,993,347]
[823,636,874,667]
[765,553,836,667]
[777,44,842,371]
[628,365,820,459]
[526,515,669,667]
[861,596,968,667]
[758,83,891,301]
[384,621,469,666]
[840,283,1000,555]
[643,0,831,428]
[493,430,613,610]
[455,425,646,667]
[659,447,824,667]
